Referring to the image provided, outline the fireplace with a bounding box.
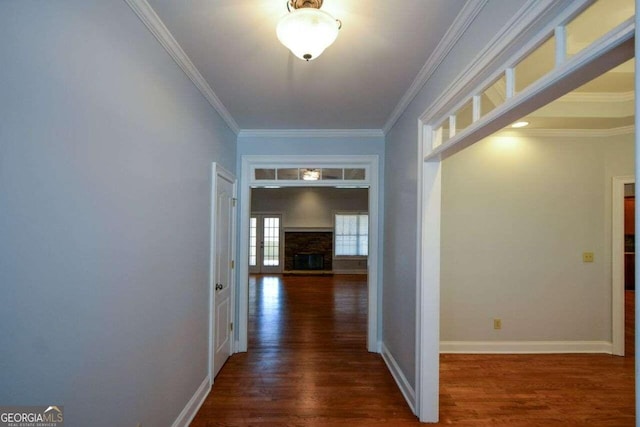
[293,253,324,270]
[284,231,332,271]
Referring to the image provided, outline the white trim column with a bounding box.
[416,124,442,422]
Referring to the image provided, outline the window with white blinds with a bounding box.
[334,213,368,256]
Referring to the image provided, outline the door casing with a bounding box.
[237,155,381,354]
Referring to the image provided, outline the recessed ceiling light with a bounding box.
[511,121,529,128]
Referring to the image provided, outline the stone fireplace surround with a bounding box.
[284,230,333,272]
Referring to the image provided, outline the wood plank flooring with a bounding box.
[191,275,635,426]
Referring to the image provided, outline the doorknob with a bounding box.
[215,283,223,291]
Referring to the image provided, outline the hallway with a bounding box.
[191,274,417,425]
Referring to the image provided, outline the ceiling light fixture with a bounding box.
[302,169,321,180]
[276,0,341,61]
[511,121,530,128]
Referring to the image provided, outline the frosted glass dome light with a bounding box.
[276,1,341,61]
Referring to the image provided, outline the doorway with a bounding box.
[624,183,635,357]
[416,3,635,420]
[613,177,636,356]
[238,155,381,353]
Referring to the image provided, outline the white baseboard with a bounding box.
[440,340,613,354]
[171,376,211,427]
[381,342,416,415]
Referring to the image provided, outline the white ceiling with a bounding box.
[145,0,468,130]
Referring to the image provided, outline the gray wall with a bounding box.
[442,133,634,341]
[383,0,528,389]
[251,187,368,229]
[0,2,236,426]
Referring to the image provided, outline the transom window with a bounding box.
[253,167,366,181]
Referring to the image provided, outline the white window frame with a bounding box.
[334,211,369,258]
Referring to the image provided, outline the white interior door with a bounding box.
[212,172,235,378]
[249,214,282,274]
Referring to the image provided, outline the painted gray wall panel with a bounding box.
[383,0,528,390]
[0,2,235,426]
[251,187,368,229]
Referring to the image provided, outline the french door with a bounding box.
[249,214,283,274]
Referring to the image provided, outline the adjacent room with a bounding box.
[442,59,635,354]
[436,58,635,424]
[249,187,369,276]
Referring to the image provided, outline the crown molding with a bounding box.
[124,0,240,134]
[496,124,634,138]
[382,0,489,134]
[419,0,575,124]
[237,129,385,139]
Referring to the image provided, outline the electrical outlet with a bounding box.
[493,318,502,330]
[583,252,594,263]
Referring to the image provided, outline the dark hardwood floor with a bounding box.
[191,275,635,426]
